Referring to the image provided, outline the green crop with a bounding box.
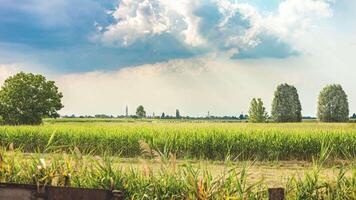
[0,122,355,161]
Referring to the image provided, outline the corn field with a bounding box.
[0,122,355,160]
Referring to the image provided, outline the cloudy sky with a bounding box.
[0,0,355,117]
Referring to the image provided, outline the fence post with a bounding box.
[111,190,124,200]
[268,188,285,200]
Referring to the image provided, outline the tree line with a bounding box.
[249,83,349,123]
[0,72,352,125]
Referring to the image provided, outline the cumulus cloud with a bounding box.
[264,0,333,40]
[99,0,333,58]
[102,0,170,46]
[0,0,334,73]
[101,0,204,46]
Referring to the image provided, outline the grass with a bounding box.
[0,120,355,199]
[0,121,355,161]
[0,146,355,199]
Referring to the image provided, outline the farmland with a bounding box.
[0,120,355,160]
[0,119,356,199]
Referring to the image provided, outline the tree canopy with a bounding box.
[248,98,268,123]
[136,105,146,118]
[0,72,63,125]
[271,83,302,122]
[317,84,349,122]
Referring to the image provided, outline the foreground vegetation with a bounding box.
[0,145,355,199]
[1,121,355,198]
[0,122,355,161]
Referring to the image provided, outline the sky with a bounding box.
[0,0,355,117]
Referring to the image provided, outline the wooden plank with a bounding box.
[47,187,111,200]
[0,188,33,200]
[0,183,124,200]
[268,188,285,200]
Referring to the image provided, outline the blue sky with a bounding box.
[0,0,355,116]
[0,0,302,73]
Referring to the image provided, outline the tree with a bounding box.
[161,112,165,119]
[238,114,245,120]
[0,72,63,125]
[317,84,349,122]
[176,109,181,119]
[248,98,268,123]
[136,105,146,118]
[271,83,302,122]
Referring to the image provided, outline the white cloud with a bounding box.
[215,0,333,49]
[99,0,333,57]
[101,0,205,46]
[215,1,262,49]
[102,0,170,46]
[264,0,333,41]
[160,0,205,46]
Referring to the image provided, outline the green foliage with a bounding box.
[0,149,355,199]
[317,84,349,122]
[248,98,268,123]
[0,72,63,125]
[135,105,146,118]
[271,83,302,122]
[0,122,355,161]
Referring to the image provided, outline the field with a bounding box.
[1,119,356,199]
[0,120,355,160]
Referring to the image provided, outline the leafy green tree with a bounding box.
[317,84,349,122]
[0,72,63,125]
[271,83,302,122]
[176,109,181,119]
[136,105,146,118]
[248,98,268,123]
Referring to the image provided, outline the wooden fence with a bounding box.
[0,183,123,200]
